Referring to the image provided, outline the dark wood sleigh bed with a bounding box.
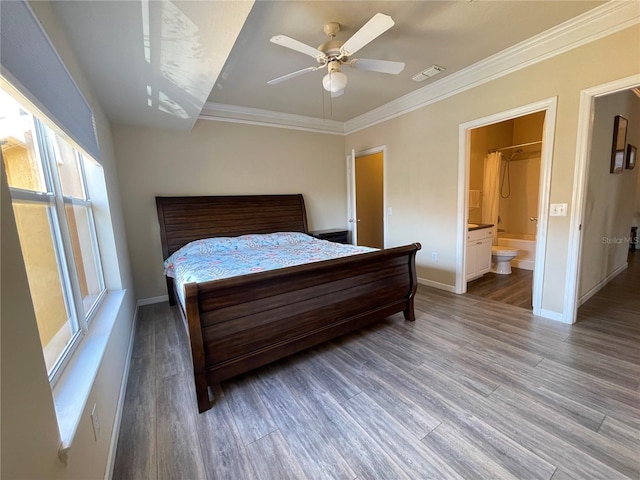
[156,194,421,412]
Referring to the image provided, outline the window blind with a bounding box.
[0,0,101,161]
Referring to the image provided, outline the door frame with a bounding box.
[346,145,387,247]
[456,97,558,320]
[563,74,640,324]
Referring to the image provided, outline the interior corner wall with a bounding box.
[579,90,640,299]
[111,121,347,300]
[345,24,640,314]
[1,1,136,479]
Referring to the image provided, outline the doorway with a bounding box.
[465,111,545,310]
[564,76,640,323]
[347,146,386,248]
[456,97,558,320]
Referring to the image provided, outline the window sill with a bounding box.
[53,289,126,464]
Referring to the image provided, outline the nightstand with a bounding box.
[310,228,350,244]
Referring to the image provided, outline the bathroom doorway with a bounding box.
[456,98,557,317]
[467,112,544,309]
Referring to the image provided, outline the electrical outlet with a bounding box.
[91,403,101,442]
[431,252,437,261]
[550,203,568,216]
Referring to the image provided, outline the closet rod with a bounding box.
[489,140,542,153]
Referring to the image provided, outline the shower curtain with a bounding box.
[482,152,501,245]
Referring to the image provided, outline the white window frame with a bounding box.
[3,94,107,386]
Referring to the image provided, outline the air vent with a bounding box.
[411,65,445,82]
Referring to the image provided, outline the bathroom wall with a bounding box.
[499,112,545,236]
[468,113,543,235]
[468,122,512,224]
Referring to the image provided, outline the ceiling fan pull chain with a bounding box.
[321,81,326,121]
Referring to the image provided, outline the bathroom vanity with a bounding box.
[466,224,493,281]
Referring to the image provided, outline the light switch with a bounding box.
[550,203,568,216]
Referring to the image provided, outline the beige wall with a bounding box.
[468,121,512,225]
[1,1,136,478]
[579,89,640,298]
[3,7,636,480]
[112,121,347,300]
[346,24,640,313]
[111,24,640,313]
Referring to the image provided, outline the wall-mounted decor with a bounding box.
[610,115,628,174]
[626,144,636,170]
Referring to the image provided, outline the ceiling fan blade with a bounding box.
[267,66,318,85]
[349,58,405,75]
[340,13,395,57]
[270,35,326,60]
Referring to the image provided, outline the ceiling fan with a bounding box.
[267,13,405,98]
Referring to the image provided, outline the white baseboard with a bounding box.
[104,304,139,480]
[512,259,534,271]
[417,277,457,293]
[137,294,169,306]
[538,308,568,323]
[578,262,628,307]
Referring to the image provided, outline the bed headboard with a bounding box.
[156,194,309,259]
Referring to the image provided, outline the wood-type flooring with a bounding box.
[466,267,534,310]
[113,253,639,480]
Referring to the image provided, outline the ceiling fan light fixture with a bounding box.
[268,12,403,97]
[322,70,347,93]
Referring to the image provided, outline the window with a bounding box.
[1,88,106,383]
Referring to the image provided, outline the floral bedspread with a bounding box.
[164,232,376,306]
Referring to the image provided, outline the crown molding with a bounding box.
[199,1,639,136]
[199,102,345,135]
[344,0,640,134]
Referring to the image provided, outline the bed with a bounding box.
[156,194,421,412]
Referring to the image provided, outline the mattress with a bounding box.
[164,232,375,307]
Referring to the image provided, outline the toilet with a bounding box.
[491,246,519,274]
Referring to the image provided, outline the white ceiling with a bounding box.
[51,0,607,129]
[51,0,253,130]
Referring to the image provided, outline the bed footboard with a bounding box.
[181,243,421,412]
